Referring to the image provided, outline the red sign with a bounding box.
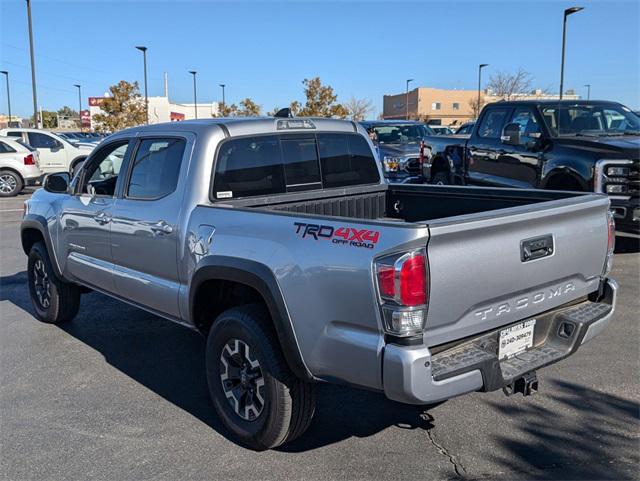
[88,97,106,106]
[170,111,185,121]
[80,110,91,127]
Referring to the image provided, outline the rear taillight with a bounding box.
[603,210,615,276]
[23,154,35,165]
[375,249,428,337]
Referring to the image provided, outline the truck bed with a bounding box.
[224,183,585,224]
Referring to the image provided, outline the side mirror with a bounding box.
[43,172,70,193]
[501,123,521,146]
[51,140,64,152]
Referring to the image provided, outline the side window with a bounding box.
[0,141,16,153]
[27,132,61,149]
[478,109,509,139]
[5,131,22,138]
[281,138,321,191]
[509,108,540,141]
[213,136,284,199]
[80,141,129,196]
[318,134,380,188]
[127,138,186,200]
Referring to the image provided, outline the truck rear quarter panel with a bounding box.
[184,205,429,390]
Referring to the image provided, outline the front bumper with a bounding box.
[382,278,617,405]
[610,196,639,234]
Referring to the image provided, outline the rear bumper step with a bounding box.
[382,278,617,405]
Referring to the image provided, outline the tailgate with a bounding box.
[424,194,610,346]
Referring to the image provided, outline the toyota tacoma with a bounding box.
[22,117,617,449]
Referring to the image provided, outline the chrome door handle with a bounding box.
[93,212,111,225]
[150,221,173,234]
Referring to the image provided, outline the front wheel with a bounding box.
[206,305,315,450]
[27,242,80,324]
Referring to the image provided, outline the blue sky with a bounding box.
[1,0,639,118]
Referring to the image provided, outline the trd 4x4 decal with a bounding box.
[294,222,380,249]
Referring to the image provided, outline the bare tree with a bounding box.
[345,97,373,121]
[487,68,533,100]
[468,97,485,119]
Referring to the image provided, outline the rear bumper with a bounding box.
[382,278,617,405]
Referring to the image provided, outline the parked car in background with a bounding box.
[422,100,640,233]
[455,122,475,135]
[22,117,617,449]
[429,125,455,135]
[0,128,95,177]
[360,120,434,182]
[0,136,42,197]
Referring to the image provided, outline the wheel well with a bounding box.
[0,167,24,183]
[545,173,585,191]
[192,279,269,335]
[21,228,44,255]
[430,156,449,175]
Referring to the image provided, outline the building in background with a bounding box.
[87,95,219,130]
[0,114,24,129]
[383,87,581,126]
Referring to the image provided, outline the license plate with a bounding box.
[498,319,536,360]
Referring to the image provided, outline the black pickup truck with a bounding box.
[424,100,640,233]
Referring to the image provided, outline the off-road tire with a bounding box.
[27,242,80,324]
[206,304,315,450]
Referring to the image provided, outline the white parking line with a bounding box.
[0,209,24,213]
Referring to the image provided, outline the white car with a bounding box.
[0,128,95,177]
[0,136,43,197]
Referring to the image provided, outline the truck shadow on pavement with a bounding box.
[484,379,639,480]
[614,234,640,254]
[0,274,433,450]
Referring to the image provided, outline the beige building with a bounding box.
[383,87,580,127]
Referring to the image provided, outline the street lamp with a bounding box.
[0,71,11,126]
[135,46,149,124]
[559,6,584,100]
[584,83,591,100]
[477,64,489,119]
[189,71,198,119]
[219,83,226,112]
[25,0,39,128]
[405,78,413,120]
[73,84,82,130]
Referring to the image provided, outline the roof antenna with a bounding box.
[274,108,293,118]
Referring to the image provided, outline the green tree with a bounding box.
[57,105,78,118]
[92,80,147,133]
[289,77,348,118]
[31,111,57,128]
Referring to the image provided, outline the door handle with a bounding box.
[93,212,111,225]
[150,220,173,235]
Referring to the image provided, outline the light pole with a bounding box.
[73,84,82,130]
[135,46,149,124]
[559,6,584,100]
[25,0,39,128]
[219,83,226,113]
[584,83,591,100]
[477,64,488,119]
[0,71,11,126]
[189,71,198,119]
[405,78,413,120]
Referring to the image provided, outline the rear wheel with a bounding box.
[27,242,80,324]
[0,170,23,197]
[206,305,315,450]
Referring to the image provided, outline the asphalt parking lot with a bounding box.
[1,189,639,481]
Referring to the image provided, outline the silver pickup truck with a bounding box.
[21,117,617,450]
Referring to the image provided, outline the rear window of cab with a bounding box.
[212,133,380,199]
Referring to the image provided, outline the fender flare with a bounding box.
[21,214,63,278]
[189,256,313,381]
